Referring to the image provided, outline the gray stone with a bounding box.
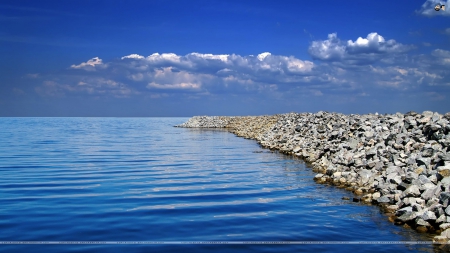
[421,186,441,201]
[365,131,374,138]
[358,169,373,185]
[441,229,450,239]
[376,196,391,203]
[440,192,450,205]
[422,210,437,221]
[396,206,413,216]
[416,218,431,227]
[440,223,450,230]
[402,185,421,198]
[428,174,438,184]
[404,172,418,184]
[437,215,447,224]
[416,157,431,170]
[441,177,450,188]
[398,211,417,222]
[418,175,432,185]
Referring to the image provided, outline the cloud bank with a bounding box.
[33,32,450,103]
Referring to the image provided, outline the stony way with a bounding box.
[176,111,450,242]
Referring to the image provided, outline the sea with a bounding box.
[0,117,446,253]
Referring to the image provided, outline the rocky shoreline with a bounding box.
[175,112,450,243]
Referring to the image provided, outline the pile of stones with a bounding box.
[175,111,450,242]
[175,116,231,128]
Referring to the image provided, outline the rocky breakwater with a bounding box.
[175,116,232,128]
[176,111,450,242]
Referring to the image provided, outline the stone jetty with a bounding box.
[176,111,450,242]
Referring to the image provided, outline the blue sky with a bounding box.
[1,0,449,116]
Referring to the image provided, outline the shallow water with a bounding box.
[0,117,445,252]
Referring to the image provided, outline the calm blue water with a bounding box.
[0,118,444,252]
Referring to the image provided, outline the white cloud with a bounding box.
[70,57,104,71]
[257,52,271,61]
[37,38,450,102]
[443,28,450,35]
[308,33,413,64]
[146,53,182,64]
[308,33,346,61]
[121,54,145,60]
[147,82,201,90]
[347,33,409,54]
[416,0,450,17]
[190,53,229,62]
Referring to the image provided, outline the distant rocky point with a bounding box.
[176,111,450,243]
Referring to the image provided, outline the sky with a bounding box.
[0,0,449,117]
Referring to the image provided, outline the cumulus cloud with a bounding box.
[119,51,314,76]
[36,52,318,98]
[308,33,346,61]
[34,34,450,103]
[416,0,450,17]
[70,57,104,71]
[308,33,413,65]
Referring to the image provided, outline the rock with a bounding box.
[440,223,450,230]
[438,168,450,178]
[416,226,428,233]
[372,192,381,199]
[433,235,448,243]
[376,196,391,204]
[397,211,417,222]
[440,192,450,206]
[358,169,373,185]
[401,185,421,198]
[396,206,412,216]
[441,177,450,188]
[421,148,434,157]
[422,210,437,221]
[441,229,450,239]
[416,157,431,170]
[437,215,447,224]
[421,186,441,201]
[385,205,399,213]
[418,175,432,185]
